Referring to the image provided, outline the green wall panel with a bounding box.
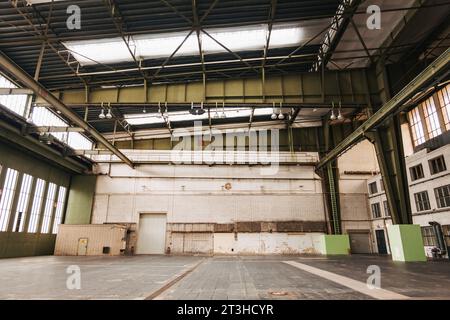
[64,175,96,225]
[387,224,426,262]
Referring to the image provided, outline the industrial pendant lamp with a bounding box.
[106,103,113,119]
[220,102,226,118]
[337,101,343,120]
[271,102,277,120]
[214,102,220,118]
[330,101,336,120]
[278,102,284,120]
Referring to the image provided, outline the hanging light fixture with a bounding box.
[278,102,284,120]
[99,103,106,119]
[105,103,113,119]
[214,102,220,118]
[330,101,336,120]
[271,102,277,120]
[157,102,162,118]
[220,102,226,118]
[143,106,147,113]
[163,102,169,118]
[337,101,343,120]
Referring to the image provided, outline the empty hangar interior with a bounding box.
[0,0,450,301]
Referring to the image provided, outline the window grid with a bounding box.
[368,182,378,195]
[41,183,57,234]
[442,225,450,247]
[383,200,391,217]
[0,169,19,231]
[32,107,93,150]
[408,108,426,146]
[421,226,437,246]
[434,185,450,208]
[429,156,447,175]
[414,191,431,212]
[12,174,33,232]
[438,84,450,130]
[371,203,381,218]
[0,74,28,117]
[422,97,442,139]
[28,179,46,233]
[409,164,424,181]
[52,187,67,234]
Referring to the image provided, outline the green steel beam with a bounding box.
[0,50,134,168]
[317,48,450,169]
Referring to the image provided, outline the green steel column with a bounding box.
[366,116,412,225]
[327,162,341,234]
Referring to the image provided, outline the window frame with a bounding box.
[414,191,431,212]
[383,200,391,217]
[371,202,382,219]
[368,182,378,195]
[429,155,447,175]
[422,96,442,139]
[409,164,424,181]
[421,226,437,246]
[434,184,450,209]
[408,108,426,146]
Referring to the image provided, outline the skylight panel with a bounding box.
[64,38,133,66]
[201,26,267,53]
[134,32,199,60]
[124,114,166,126]
[0,74,28,117]
[124,108,274,126]
[31,107,93,150]
[63,23,306,66]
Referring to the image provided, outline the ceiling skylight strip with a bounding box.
[64,23,306,66]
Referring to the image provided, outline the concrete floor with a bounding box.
[0,255,449,300]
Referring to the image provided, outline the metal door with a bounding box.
[136,213,167,254]
[349,232,371,254]
[77,238,88,256]
[375,229,388,254]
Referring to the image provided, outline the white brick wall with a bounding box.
[92,163,326,225]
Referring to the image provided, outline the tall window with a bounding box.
[438,84,450,130]
[32,107,93,150]
[0,169,19,231]
[422,97,442,138]
[28,179,46,233]
[383,200,391,217]
[12,174,33,232]
[414,191,431,212]
[0,74,28,117]
[442,225,450,247]
[52,187,67,234]
[41,183,57,234]
[408,108,426,146]
[434,185,450,208]
[371,203,381,218]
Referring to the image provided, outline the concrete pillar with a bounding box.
[387,224,426,262]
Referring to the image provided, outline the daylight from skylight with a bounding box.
[64,23,304,66]
[124,108,274,126]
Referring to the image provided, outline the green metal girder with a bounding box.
[366,116,412,225]
[317,48,450,169]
